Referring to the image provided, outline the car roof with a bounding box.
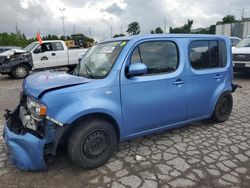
[103,34,229,43]
[229,37,241,40]
[32,40,64,44]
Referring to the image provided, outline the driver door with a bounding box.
[32,42,55,69]
[121,40,188,137]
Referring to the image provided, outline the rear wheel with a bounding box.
[212,92,233,123]
[11,64,29,79]
[68,119,118,169]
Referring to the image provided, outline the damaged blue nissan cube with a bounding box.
[3,34,237,170]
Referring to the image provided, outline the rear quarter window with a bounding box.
[189,40,227,70]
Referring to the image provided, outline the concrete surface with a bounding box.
[0,73,250,188]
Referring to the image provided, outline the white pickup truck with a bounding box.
[0,40,88,78]
[232,37,250,73]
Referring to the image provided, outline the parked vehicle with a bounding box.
[0,40,88,79]
[3,34,237,171]
[232,37,250,72]
[0,46,21,54]
[229,37,241,47]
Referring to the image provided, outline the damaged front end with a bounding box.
[3,93,56,170]
[0,50,32,74]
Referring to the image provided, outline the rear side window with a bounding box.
[52,42,64,51]
[131,41,178,75]
[189,40,227,69]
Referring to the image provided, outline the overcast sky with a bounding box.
[0,0,249,41]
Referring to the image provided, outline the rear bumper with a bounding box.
[3,125,46,170]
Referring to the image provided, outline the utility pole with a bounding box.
[110,26,113,38]
[88,26,91,37]
[15,22,18,34]
[164,16,167,34]
[59,8,66,37]
[73,25,76,34]
[120,25,123,34]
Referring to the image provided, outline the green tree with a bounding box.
[208,25,216,34]
[113,33,126,38]
[127,22,141,35]
[150,30,155,34]
[222,15,235,23]
[155,27,163,34]
[170,19,193,33]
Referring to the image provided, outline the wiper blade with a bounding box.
[83,63,94,79]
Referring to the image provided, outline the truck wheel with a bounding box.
[212,92,233,123]
[11,64,29,79]
[68,119,118,169]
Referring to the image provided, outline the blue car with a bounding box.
[3,34,237,170]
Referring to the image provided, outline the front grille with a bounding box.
[233,54,250,61]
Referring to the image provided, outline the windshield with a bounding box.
[236,38,250,48]
[73,41,127,79]
[23,42,38,52]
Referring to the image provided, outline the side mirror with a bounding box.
[127,62,147,77]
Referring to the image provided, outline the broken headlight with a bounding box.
[27,97,47,120]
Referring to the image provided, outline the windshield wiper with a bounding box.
[83,63,94,79]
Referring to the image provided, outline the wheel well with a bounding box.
[20,62,32,70]
[12,62,32,71]
[57,113,121,147]
[212,90,232,112]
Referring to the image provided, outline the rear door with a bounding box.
[120,39,188,136]
[186,39,228,119]
[51,42,68,66]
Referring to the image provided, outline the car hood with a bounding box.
[232,47,250,54]
[23,71,91,99]
[0,49,26,57]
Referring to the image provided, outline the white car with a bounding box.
[0,40,88,78]
[232,38,250,73]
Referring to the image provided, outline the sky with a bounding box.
[0,0,249,41]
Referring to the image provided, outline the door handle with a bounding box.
[41,56,48,61]
[51,53,56,56]
[173,79,185,86]
[213,75,222,79]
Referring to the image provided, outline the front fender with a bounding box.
[41,87,124,138]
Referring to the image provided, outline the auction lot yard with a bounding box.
[0,73,250,188]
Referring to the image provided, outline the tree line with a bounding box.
[0,15,238,47]
[0,32,94,48]
[113,15,236,37]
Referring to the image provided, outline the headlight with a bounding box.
[27,97,46,120]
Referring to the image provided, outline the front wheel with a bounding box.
[11,64,29,79]
[68,119,118,169]
[212,92,233,123]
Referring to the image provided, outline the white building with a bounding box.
[216,19,250,39]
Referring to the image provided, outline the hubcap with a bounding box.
[16,67,27,77]
[82,130,110,159]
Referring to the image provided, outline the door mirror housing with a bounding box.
[127,62,147,77]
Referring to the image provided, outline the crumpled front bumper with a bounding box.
[3,125,46,170]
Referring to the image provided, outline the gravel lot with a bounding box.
[0,73,250,188]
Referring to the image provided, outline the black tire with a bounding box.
[68,118,118,169]
[11,64,29,79]
[212,92,233,123]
